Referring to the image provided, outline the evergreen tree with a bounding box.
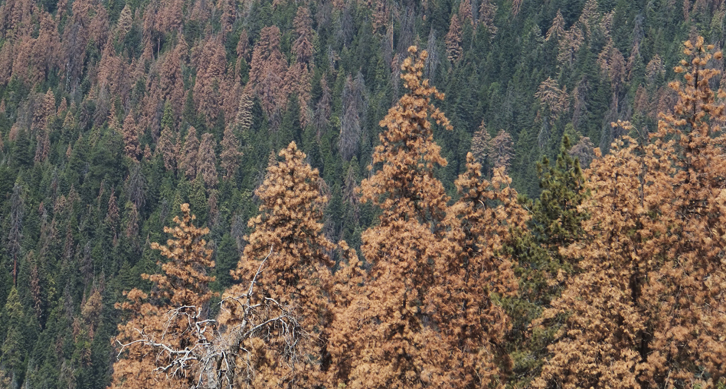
[111,204,216,388]
[220,125,241,181]
[0,288,27,387]
[328,47,463,388]
[221,141,334,387]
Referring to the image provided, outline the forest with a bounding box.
[0,0,725,387]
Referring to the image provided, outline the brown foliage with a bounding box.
[328,47,515,389]
[160,42,187,118]
[235,89,254,131]
[546,10,566,41]
[568,136,595,168]
[470,120,493,172]
[535,77,569,119]
[193,38,227,126]
[111,204,216,388]
[490,129,514,173]
[157,126,178,172]
[249,26,288,118]
[445,14,463,63]
[640,37,726,387]
[479,0,498,37]
[220,125,241,180]
[221,141,334,387]
[433,156,526,387]
[535,37,726,389]
[196,133,218,189]
[598,40,627,93]
[458,0,473,25]
[533,137,659,388]
[180,127,200,180]
[292,7,313,65]
[122,113,141,161]
[557,25,584,68]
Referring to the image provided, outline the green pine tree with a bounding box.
[505,135,589,387]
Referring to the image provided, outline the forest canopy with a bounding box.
[0,0,726,388]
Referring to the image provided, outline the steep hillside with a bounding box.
[0,0,725,387]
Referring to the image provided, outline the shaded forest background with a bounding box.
[0,0,725,387]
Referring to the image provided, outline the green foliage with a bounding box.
[0,0,719,385]
[504,135,588,387]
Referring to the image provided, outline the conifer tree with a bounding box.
[545,11,565,42]
[506,136,589,386]
[339,74,366,161]
[220,125,241,180]
[568,136,595,168]
[180,126,200,180]
[490,129,514,173]
[292,7,313,65]
[529,135,587,253]
[478,0,498,36]
[435,155,528,387]
[111,204,216,388]
[121,113,141,161]
[640,37,726,388]
[0,287,26,385]
[328,46,455,388]
[249,26,288,117]
[220,141,334,387]
[470,120,493,174]
[235,90,253,132]
[535,37,726,388]
[445,14,463,63]
[196,133,218,189]
[532,137,658,388]
[157,126,177,172]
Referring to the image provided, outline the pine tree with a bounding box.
[292,7,313,65]
[0,287,27,384]
[328,46,455,388]
[490,129,514,173]
[478,0,498,37]
[220,141,334,387]
[235,90,253,132]
[121,113,141,161]
[506,136,589,385]
[445,14,463,63]
[196,133,218,189]
[530,135,587,252]
[545,10,565,41]
[157,126,177,172]
[111,204,216,388]
[639,37,726,388]
[568,136,596,168]
[220,125,241,180]
[338,74,366,161]
[180,126,200,180]
[470,120,493,174]
[435,155,528,387]
[534,38,726,388]
[532,137,656,388]
[248,26,288,117]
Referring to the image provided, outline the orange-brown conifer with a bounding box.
[180,126,200,180]
[535,37,726,388]
[111,204,216,388]
[445,14,463,63]
[196,133,218,189]
[327,46,455,388]
[220,141,334,387]
[121,113,141,161]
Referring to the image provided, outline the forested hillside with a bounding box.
[0,0,725,387]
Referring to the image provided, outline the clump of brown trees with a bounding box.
[111,40,726,389]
